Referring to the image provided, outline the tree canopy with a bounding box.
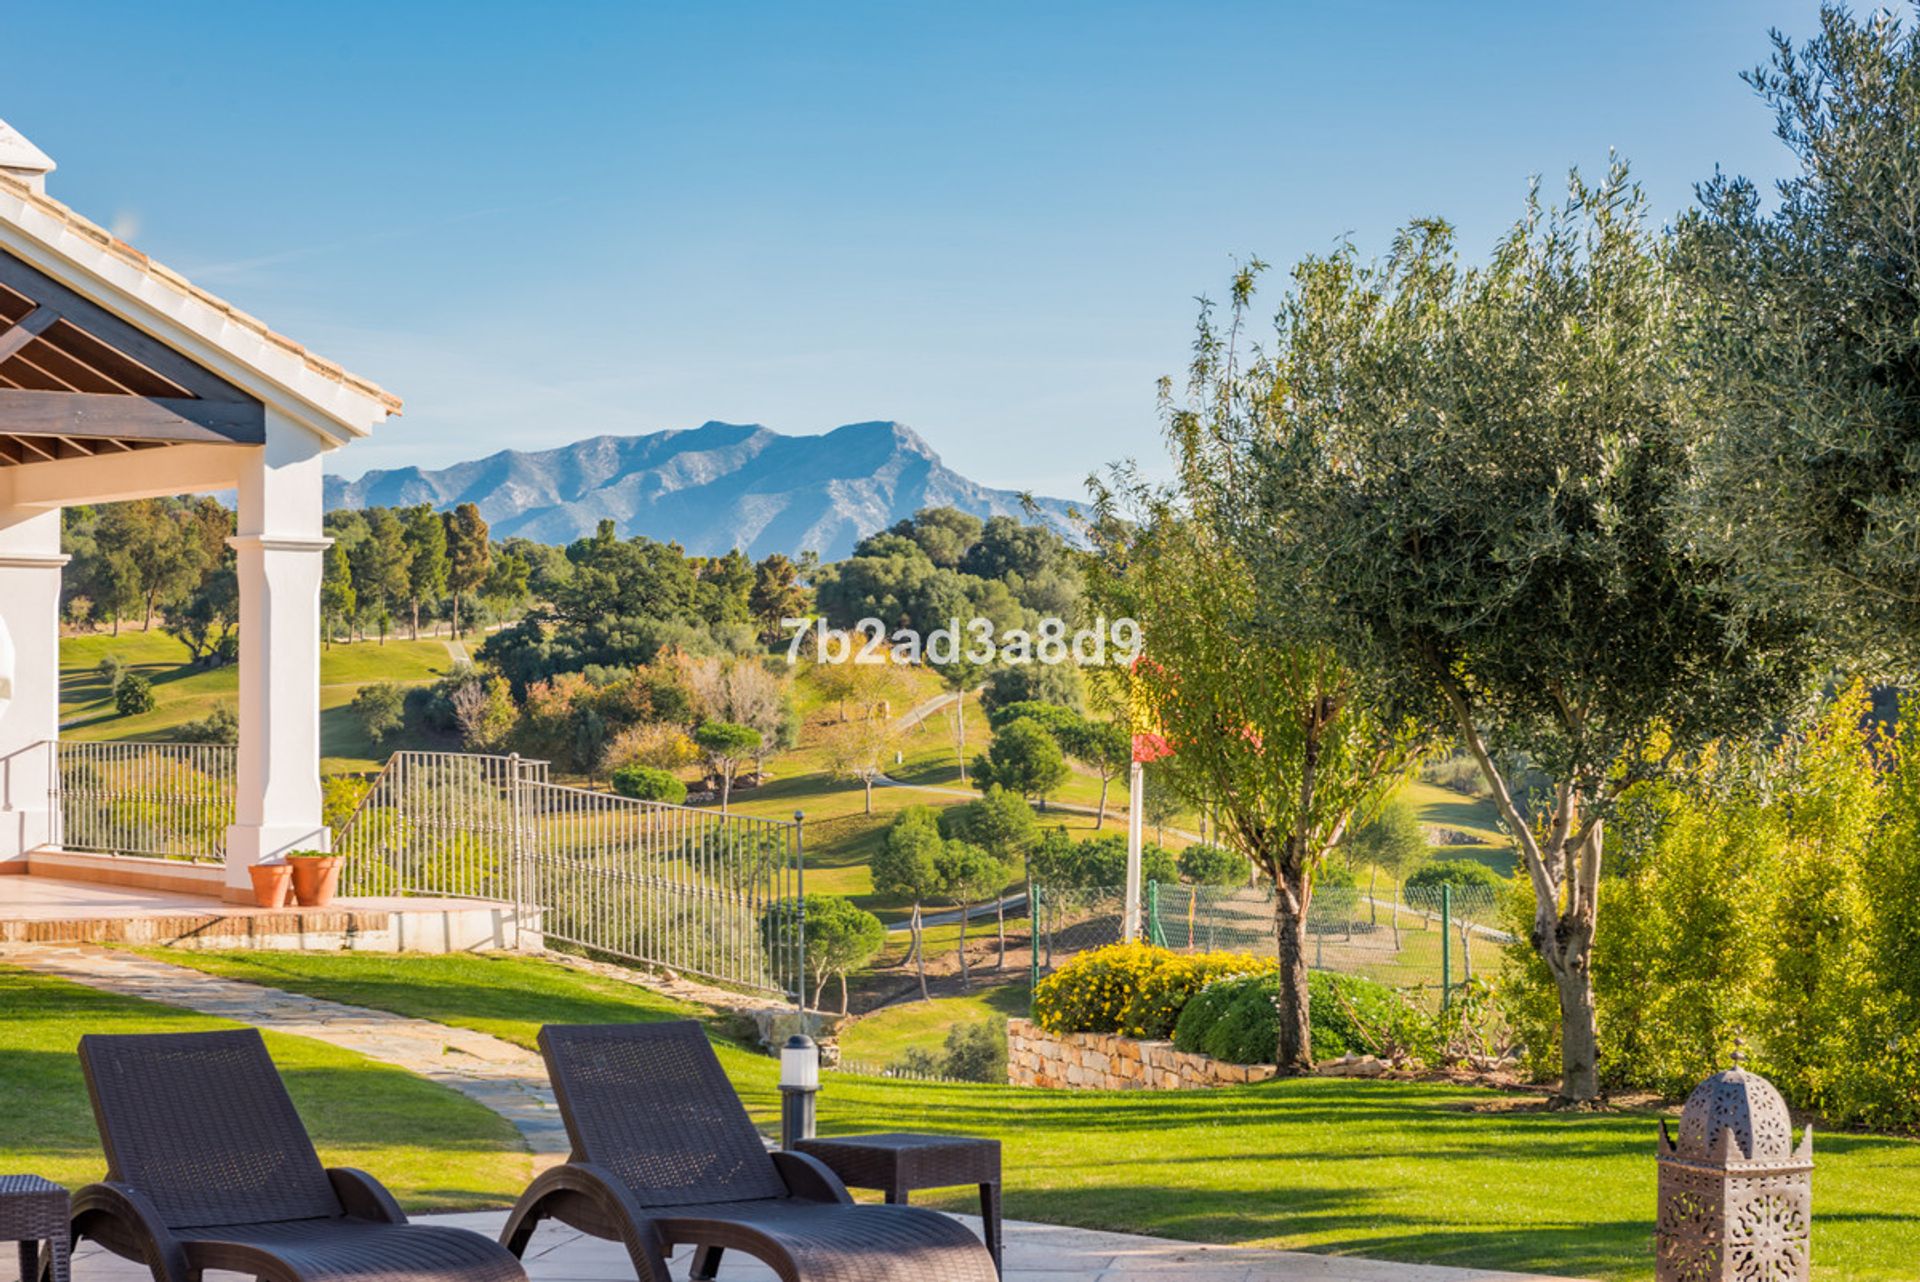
[1677,5,1920,667]
[1187,166,1817,1098]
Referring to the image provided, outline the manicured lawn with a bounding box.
[837,983,1027,1067]
[127,949,1920,1279]
[60,631,456,772]
[0,965,527,1210]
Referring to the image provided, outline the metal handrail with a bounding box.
[50,740,236,861]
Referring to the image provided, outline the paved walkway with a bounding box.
[0,942,570,1161]
[67,1209,1582,1282]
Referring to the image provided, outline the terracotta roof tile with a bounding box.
[0,169,402,416]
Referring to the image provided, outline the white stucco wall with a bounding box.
[0,508,66,864]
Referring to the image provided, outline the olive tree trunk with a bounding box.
[1272,861,1314,1073]
[1449,691,1605,1103]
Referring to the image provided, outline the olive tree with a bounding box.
[1678,6,1920,666]
[1192,166,1814,1101]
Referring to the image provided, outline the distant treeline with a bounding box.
[60,500,1083,683]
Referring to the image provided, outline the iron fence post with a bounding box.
[507,753,526,943]
[1027,880,1040,1015]
[1441,883,1452,1010]
[46,739,60,850]
[794,810,806,1013]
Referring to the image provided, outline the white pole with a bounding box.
[1123,759,1144,941]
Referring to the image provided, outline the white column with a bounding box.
[0,507,66,866]
[224,421,331,899]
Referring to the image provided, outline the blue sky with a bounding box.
[8,1,1816,498]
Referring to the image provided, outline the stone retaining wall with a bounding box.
[1006,1017,1279,1089]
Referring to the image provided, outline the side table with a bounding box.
[792,1133,1003,1276]
[0,1176,68,1282]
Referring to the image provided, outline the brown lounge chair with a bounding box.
[500,1021,997,1282]
[70,1029,528,1282]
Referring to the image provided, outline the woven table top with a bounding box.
[794,1133,1000,1190]
[0,1175,69,1240]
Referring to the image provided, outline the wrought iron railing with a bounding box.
[335,750,549,900]
[51,740,236,861]
[338,750,805,998]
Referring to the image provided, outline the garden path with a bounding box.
[0,942,570,1161]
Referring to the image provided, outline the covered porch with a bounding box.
[0,120,396,903]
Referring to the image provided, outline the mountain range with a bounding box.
[322,421,1081,561]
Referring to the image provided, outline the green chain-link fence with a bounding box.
[1027,879,1507,1011]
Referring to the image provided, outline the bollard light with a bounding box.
[779,1033,819,1148]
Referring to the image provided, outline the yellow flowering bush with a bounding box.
[1031,943,1275,1040]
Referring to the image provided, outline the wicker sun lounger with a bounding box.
[71,1029,528,1282]
[500,1021,997,1282]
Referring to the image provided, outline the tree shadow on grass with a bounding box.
[3,998,524,1211]
[160,953,700,1054]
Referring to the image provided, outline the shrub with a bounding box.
[940,1020,1008,1083]
[352,681,407,745]
[1031,943,1273,1040]
[610,764,687,805]
[1419,754,1485,796]
[1177,842,1246,886]
[115,673,155,716]
[1172,970,1409,1063]
[1405,859,1502,893]
[95,654,128,695]
[606,720,699,771]
[891,1047,942,1077]
[322,775,372,841]
[1497,683,1920,1131]
[176,703,239,745]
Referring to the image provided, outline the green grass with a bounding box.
[60,630,457,772]
[1400,779,1516,877]
[137,949,786,1123]
[837,983,1027,1066]
[117,950,1920,1279]
[0,965,527,1210]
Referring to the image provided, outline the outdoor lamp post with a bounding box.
[779,1033,819,1148]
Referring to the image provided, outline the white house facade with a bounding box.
[0,120,399,899]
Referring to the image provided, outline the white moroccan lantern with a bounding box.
[1656,1057,1813,1281]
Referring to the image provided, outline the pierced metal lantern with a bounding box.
[1656,1061,1813,1282]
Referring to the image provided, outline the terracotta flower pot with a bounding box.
[289,856,342,908]
[248,862,292,909]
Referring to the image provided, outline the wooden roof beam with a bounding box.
[0,304,55,365]
[0,387,264,444]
